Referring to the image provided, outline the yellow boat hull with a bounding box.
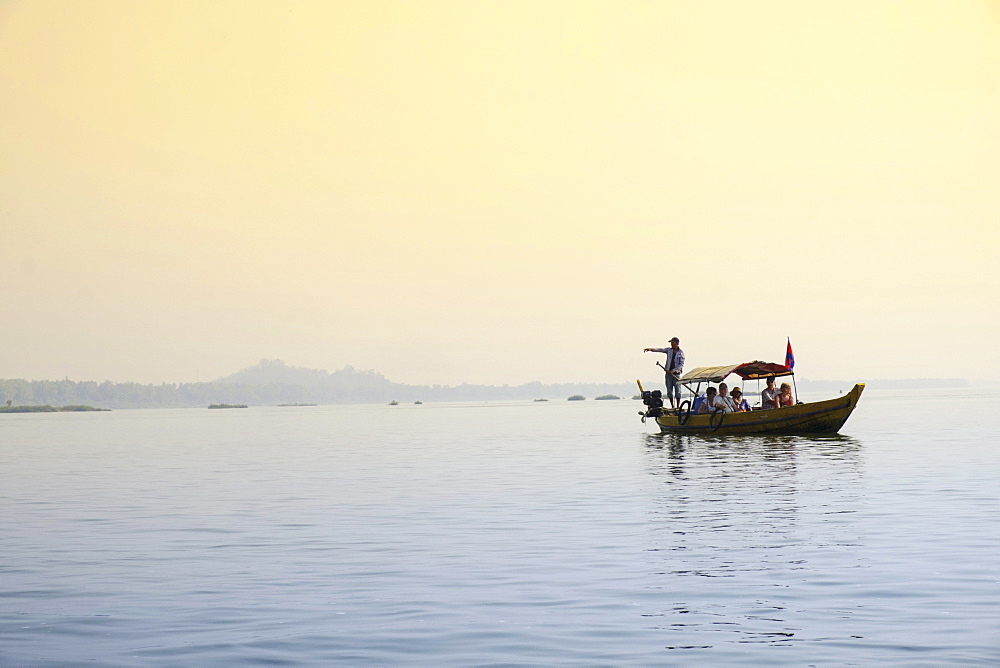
[654,383,865,435]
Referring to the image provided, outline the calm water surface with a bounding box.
[2,389,999,665]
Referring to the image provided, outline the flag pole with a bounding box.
[787,336,800,403]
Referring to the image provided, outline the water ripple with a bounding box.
[2,396,999,664]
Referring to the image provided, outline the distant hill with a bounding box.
[211,359,636,404]
[216,359,395,391]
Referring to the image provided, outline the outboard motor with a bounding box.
[641,389,664,417]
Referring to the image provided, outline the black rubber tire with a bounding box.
[709,409,725,431]
[677,400,691,425]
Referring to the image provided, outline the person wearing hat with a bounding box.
[731,387,751,412]
[643,337,685,409]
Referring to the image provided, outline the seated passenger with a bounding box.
[717,382,736,413]
[761,376,778,409]
[778,382,795,407]
[731,387,751,412]
[698,386,720,414]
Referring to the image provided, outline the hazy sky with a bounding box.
[3,0,999,386]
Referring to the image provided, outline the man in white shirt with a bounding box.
[761,376,778,409]
[644,337,685,409]
[717,382,736,413]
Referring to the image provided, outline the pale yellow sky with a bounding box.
[2,0,999,385]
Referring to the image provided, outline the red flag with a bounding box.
[785,338,795,370]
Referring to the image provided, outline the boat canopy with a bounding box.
[680,364,742,383]
[735,360,795,380]
[680,361,793,384]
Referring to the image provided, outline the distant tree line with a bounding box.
[0,361,638,409]
[1,359,964,410]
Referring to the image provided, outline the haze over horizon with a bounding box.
[1,355,977,388]
[3,1,999,387]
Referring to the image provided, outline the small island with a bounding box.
[208,404,248,409]
[0,404,110,413]
[277,403,317,407]
[595,394,620,400]
[533,398,548,402]
[567,395,586,401]
[389,400,399,405]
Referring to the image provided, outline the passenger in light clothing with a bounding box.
[761,376,778,409]
[697,386,721,414]
[717,382,736,413]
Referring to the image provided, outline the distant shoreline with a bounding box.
[0,358,973,410]
[0,404,110,413]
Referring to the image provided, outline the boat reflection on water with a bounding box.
[644,431,862,469]
[637,433,866,654]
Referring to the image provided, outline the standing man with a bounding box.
[644,337,685,409]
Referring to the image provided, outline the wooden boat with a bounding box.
[639,361,864,435]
